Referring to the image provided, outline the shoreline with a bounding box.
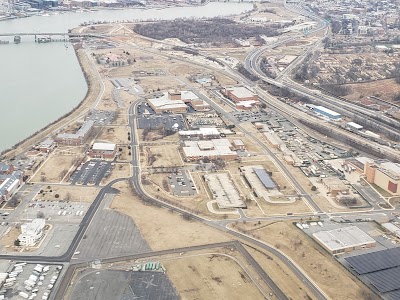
[0,45,100,160]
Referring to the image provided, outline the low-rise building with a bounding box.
[18,219,45,246]
[240,165,276,201]
[313,226,376,255]
[147,90,209,114]
[178,127,221,140]
[38,138,55,153]
[204,173,245,209]
[321,177,349,197]
[0,163,14,175]
[182,139,237,161]
[222,86,259,109]
[0,171,23,202]
[88,142,116,159]
[55,120,94,146]
[232,139,245,150]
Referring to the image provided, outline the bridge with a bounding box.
[0,32,106,37]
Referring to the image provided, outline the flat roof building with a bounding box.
[38,138,55,153]
[182,139,237,161]
[178,127,220,140]
[18,218,45,246]
[222,86,259,109]
[240,165,276,201]
[55,120,94,146]
[204,173,245,209]
[313,226,376,255]
[365,160,400,195]
[347,122,363,131]
[88,142,116,159]
[313,106,342,120]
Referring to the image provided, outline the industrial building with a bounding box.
[18,219,45,246]
[182,139,237,161]
[222,86,259,109]
[347,122,363,131]
[240,165,276,201]
[321,177,349,197]
[365,160,400,195]
[88,142,116,159]
[55,120,94,146]
[178,127,221,140]
[311,105,342,120]
[313,226,376,255]
[204,173,245,209]
[382,223,400,238]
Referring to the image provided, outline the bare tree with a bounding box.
[36,211,45,219]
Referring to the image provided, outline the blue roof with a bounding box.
[254,167,276,189]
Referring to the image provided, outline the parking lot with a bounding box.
[70,160,112,186]
[185,112,225,128]
[69,269,177,300]
[233,110,271,123]
[28,200,90,223]
[87,110,115,126]
[169,171,197,196]
[2,263,63,300]
[137,110,186,131]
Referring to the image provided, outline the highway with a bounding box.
[243,1,400,161]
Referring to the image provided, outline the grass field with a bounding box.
[235,221,376,300]
[35,185,100,203]
[164,254,265,300]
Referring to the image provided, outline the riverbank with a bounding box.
[0,46,99,160]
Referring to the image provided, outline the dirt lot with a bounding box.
[164,254,265,300]
[34,185,100,203]
[234,221,375,300]
[138,76,184,92]
[143,145,183,168]
[344,78,400,103]
[0,226,20,249]
[110,181,232,250]
[31,154,81,183]
[97,126,129,144]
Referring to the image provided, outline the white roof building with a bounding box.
[313,226,375,254]
[92,142,116,152]
[19,219,45,246]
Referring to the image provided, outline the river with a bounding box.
[0,2,252,152]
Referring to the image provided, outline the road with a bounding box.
[127,101,329,300]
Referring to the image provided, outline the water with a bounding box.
[0,2,252,152]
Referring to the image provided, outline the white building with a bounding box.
[18,219,45,246]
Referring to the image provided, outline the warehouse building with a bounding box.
[55,120,94,146]
[18,218,45,246]
[347,122,363,131]
[365,160,400,195]
[313,226,376,255]
[382,223,400,238]
[182,139,237,161]
[204,173,245,209]
[232,139,246,150]
[312,106,341,120]
[88,142,116,159]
